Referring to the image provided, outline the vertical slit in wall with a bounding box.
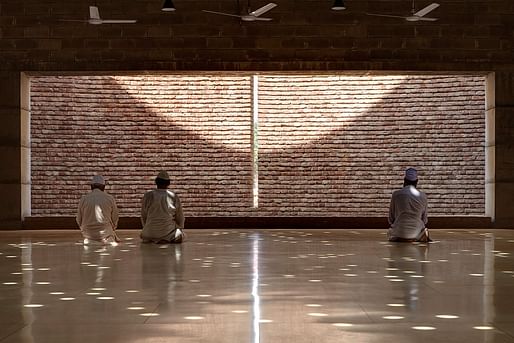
[485,73,495,221]
[20,72,31,219]
[251,75,259,208]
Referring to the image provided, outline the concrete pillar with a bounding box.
[0,71,22,229]
[494,71,514,228]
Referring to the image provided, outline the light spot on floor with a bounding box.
[436,314,459,319]
[332,323,354,327]
[259,319,273,323]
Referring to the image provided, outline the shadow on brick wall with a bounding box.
[29,74,487,226]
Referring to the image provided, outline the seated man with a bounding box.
[140,171,185,244]
[76,175,120,246]
[388,167,431,243]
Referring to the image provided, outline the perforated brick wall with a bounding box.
[257,75,486,216]
[30,75,253,216]
[30,74,485,217]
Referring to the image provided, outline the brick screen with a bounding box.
[30,74,485,217]
[258,75,486,216]
[30,75,253,216]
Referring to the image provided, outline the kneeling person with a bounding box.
[141,171,185,244]
[388,167,431,243]
[76,175,120,246]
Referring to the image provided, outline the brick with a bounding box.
[331,37,355,49]
[61,38,85,49]
[23,26,50,38]
[370,49,393,59]
[147,26,172,38]
[14,39,37,49]
[247,49,270,60]
[305,38,332,49]
[98,26,123,38]
[255,38,283,49]
[207,37,233,49]
[344,49,371,61]
[367,26,394,37]
[475,39,500,50]
[37,39,62,50]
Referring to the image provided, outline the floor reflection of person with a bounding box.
[141,171,185,244]
[387,243,430,310]
[141,244,184,306]
[388,168,431,243]
[76,175,120,246]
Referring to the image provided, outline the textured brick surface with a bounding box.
[258,75,485,216]
[30,74,485,217]
[30,75,253,216]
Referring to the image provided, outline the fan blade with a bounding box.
[89,6,101,20]
[249,3,277,17]
[366,13,408,19]
[202,10,243,18]
[417,17,438,21]
[413,3,439,17]
[252,17,272,21]
[100,19,137,24]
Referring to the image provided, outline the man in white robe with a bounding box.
[76,175,120,246]
[388,168,430,242]
[141,171,185,244]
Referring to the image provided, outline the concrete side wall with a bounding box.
[495,72,514,228]
[0,72,22,229]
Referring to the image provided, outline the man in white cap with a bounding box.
[76,175,120,246]
[141,170,185,244]
[388,167,430,242]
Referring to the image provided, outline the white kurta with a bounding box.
[76,189,119,241]
[388,185,428,240]
[141,189,184,242]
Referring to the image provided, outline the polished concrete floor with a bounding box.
[1,229,514,343]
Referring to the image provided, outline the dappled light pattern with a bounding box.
[1,229,513,342]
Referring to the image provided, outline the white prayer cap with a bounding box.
[91,175,105,185]
[404,168,418,181]
[156,170,170,181]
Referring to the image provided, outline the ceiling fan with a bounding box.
[60,6,137,25]
[366,1,440,22]
[203,2,278,22]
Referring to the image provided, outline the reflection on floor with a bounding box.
[0,229,514,343]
